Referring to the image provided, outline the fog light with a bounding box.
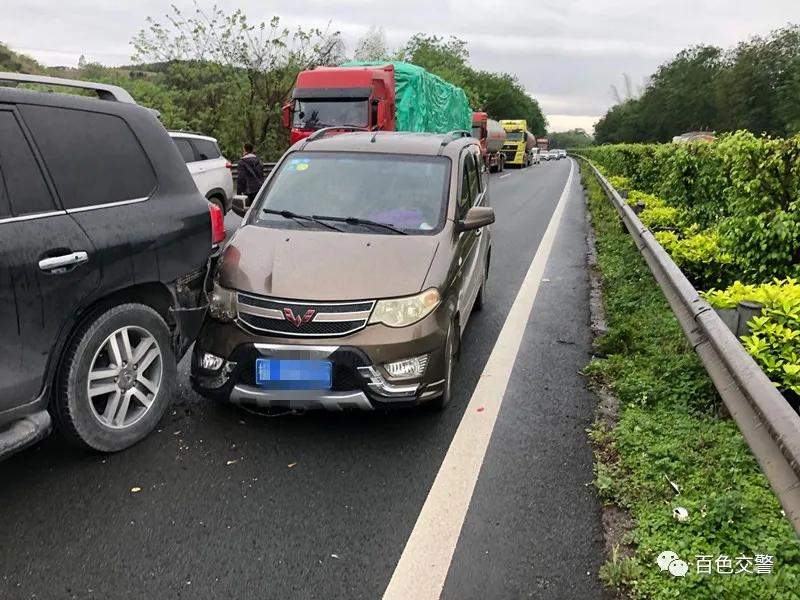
[200,352,224,371]
[383,355,429,380]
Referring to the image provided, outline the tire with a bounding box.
[53,303,176,452]
[428,320,457,411]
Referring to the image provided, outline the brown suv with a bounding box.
[191,130,494,410]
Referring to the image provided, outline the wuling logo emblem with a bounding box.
[283,308,316,328]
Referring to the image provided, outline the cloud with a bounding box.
[2,0,799,127]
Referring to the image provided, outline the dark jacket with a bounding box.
[237,153,265,196]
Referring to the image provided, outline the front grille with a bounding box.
[238,293,373,314]
[236,292,375,338]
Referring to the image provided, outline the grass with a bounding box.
[581,164,800,599]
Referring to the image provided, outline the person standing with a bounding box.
[237,143,265,207]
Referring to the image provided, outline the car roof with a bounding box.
[168,130,218,142]
[291,131,479,158]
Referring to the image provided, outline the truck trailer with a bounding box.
[472,112,507,172]
[282,61,472,144]
[499,120,536,168]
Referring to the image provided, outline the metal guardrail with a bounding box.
[228,163,277,215]
[228,162,276,181]
[576,155,800,536]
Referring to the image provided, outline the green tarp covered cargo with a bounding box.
[341,61,472,133]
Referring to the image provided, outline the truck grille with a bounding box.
[236,292,375,338]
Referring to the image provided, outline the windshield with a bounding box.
[254,152,450,234]
[505,131,524,140]
[471,125,482,139]
[292,99,368,129]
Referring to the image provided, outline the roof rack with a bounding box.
[437,130,473,155]
[300,125,369,149]
[0,72,137,104]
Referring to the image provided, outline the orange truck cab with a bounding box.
[471,111,507,173]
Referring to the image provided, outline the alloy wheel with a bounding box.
[86,326,163,429]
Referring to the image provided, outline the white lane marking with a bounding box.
[497,173,510,179]
[383,160,576,600]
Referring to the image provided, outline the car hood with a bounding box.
[218,224,440,301]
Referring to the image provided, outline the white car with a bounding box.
[169,131,234,213]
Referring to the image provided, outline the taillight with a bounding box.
[209,203,225,245]
[225,162,233,169]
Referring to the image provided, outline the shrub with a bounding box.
[656,229,734,288]
[703,278,800,393]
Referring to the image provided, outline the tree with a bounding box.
[353,26,388,61]
[131,3,342,157]
[593,25,800,143]
[550,128,594,149]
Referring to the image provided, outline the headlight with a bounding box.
[369,288,440,328]
[209,282,237,321]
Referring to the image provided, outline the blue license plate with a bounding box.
[255,358,332,390]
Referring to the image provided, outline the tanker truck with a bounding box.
[499,119,536,168]
[472,112,507,172]
[281,61,472,144]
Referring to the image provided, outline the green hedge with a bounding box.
[580,132,800,287]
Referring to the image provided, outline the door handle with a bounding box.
[39,251,89,272]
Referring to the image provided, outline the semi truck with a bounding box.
[472,112,507,172]
[499,120,536,168]
[281,61,472,144]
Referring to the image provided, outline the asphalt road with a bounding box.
[0,159,605,600]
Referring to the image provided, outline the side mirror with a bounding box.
[456,206,495,232]
[281,101,293,129]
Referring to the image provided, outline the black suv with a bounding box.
[0,73,217,459]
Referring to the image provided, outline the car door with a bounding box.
[190,138,232,199]
[0,106,99,414]
[173,136,204,192]
[455,148,484,329]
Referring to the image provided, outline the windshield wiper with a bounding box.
[262,209,343,232]
[311,214,408,235]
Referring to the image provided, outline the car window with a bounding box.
[172,138,196,163]
[0,111,55,217]
[472,150,486,192]
[21,106,157,210]
[458,158,470,216]
[254,152,450,235]
[0,171,9,219]
[191,139,221,161]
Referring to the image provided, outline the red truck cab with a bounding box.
[282,65,396,144]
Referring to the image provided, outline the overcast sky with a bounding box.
[2,1,799,132]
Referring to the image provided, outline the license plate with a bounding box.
[255,358,332,390]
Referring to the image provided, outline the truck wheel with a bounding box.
[53,303,176,452]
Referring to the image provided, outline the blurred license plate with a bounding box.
[255,359,332,390]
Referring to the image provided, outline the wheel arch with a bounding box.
[46,282,176,406]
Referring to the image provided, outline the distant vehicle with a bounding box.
[169,131,234,214]
[499,120,536,167]
[672,131,716,143]
[192,130,494,412]
[472,111,506,172]
[536,137,550,152]
[531,149,540,165]
[559,149,567,159]
[282,61,471,145]
[541,150,551,161]
[0,72,218,460]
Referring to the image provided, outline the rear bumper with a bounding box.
[0,410,52,461]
